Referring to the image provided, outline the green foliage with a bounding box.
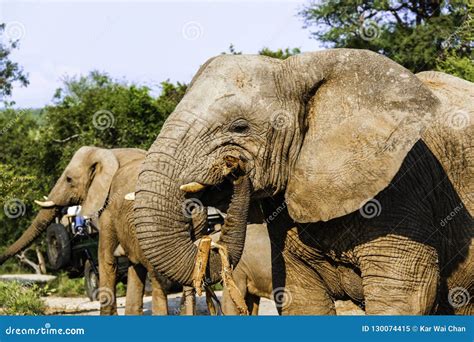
[434,13,474,81]
[0,72,186,273]
[0,281,46,315]
[0,23,29,104]
[258,47,301,59]
[0,109,44,264]
[300,0,473,76]
[116,282,126,297]
[223,45,301,60]
[48,273,85,297]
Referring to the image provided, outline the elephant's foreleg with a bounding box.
[124,264,147,315]
[277,251,336,315]
[356,235,439,315]
[149,273,169,315]
[180,286,196,315]
[98,215,119,315]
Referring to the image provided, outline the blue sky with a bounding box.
[0,0,322,108]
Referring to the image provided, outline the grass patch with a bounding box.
[0,281,45,315]
[49,272,85,297]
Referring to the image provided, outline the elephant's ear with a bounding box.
[284,49,440,222]
[80,148,119,219]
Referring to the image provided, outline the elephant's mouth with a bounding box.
[181,155,248,213]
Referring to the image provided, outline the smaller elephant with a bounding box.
[0,146,193,315]
[219,223,273,315]
[92,150,196,315]
[191,207,273,315]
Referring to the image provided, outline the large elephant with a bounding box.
[0,146,192,315]
[133,49,473,315]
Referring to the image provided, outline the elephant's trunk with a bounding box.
[134,121,251,286]
[0,208,58,265]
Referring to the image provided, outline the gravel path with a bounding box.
[43,292,364,315]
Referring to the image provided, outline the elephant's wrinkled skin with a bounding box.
[134,49,473,315]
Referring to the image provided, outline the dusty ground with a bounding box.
[43,292,364,315]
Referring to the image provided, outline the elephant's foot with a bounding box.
[100,305,118,315]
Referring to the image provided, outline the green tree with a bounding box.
[0,72,186,272]
[300,0,473,79]
[258,47,301,59]
[0,23,29,104]
[0,109,43,270]
[224,44,301,60]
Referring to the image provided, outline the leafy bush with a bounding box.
[49,272,85,297]
[0,281,45,315]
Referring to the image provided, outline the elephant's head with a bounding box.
[134,49,439,285]
[0,146,119,264]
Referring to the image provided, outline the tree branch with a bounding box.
[52,133,80,143]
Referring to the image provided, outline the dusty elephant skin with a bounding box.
[0,147,192,316]
[134,48,473,315]
[220,223,273,315]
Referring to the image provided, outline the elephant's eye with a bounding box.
[229,119,250,134]
[66,176,73,184]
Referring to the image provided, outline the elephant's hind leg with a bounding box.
[125,264,147,315]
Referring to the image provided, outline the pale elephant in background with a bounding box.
[219,223,272,315]
[0,146,194,315]
[0,147,144,263]
[133,49,473,315]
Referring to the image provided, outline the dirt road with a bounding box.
[44,291,364,315]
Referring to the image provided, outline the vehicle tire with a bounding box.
[84,260,99,301]
[46,223,71,270]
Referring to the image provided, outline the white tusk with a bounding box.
[113,245,126,257]
[124,192,135,201]
[179,182,206,193]
[43,196,48,200]
[34,200,56,207]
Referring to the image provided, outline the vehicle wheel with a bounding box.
[46,223,71,270]
[84,260,99,301]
